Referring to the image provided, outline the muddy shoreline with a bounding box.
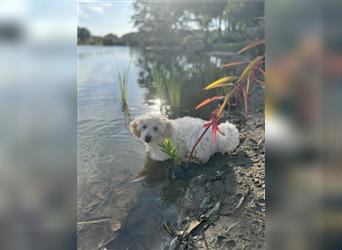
[161,88,265,250]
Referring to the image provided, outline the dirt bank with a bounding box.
[163,87,265,250]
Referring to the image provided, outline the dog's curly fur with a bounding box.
[130,112,239,163]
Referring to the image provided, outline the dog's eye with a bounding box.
[142,125,147,129]
[153,126,158,131]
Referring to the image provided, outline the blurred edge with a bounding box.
[0,0,77,249]
[266,0,342,249]
[1,0,342,249]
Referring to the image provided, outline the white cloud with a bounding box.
[79,2,112,17]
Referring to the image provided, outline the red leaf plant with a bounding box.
[189,39,264,161]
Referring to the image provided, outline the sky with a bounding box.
[78,1,137,37]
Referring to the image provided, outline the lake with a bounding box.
[77,45,244,249]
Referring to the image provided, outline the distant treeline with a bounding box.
[78,27,140,46]
[78,0,264,48]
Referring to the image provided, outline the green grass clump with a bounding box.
[117,63,130,111]
[151,65,182,107]
[159,138,181,166]
[151,66,165,99]
[166,66,181,107]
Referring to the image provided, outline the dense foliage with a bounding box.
[132,0,264,47]
[78,0,264,47]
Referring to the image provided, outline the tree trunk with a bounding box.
[204,28,210,48]
[218,17,222,37]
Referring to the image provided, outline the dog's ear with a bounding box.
[130,118,141,137]
[163,120,173,138]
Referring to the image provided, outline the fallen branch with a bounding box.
[77,218,112,225]
[97,235,117,250]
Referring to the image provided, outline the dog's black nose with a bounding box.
[144,135,151,143]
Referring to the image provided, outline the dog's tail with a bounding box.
[216,121,239,153]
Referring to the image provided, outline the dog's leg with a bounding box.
[197,153,210,163]
[189,144,211,163]
[217,121,239,153]
[147,144,169,161]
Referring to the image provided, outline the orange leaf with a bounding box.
[221,61,249,69]
[195,96,225,110]
[237,39,265,55]
[204,76,237,90]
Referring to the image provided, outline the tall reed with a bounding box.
[166,67,182,107]
[151,65,182,107]
[117,63,131,112]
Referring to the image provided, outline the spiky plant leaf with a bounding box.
[195,96,225,110]
[159,138,181,166]
[237,39,265,55]
[221,61,249,69]
[204,76,237,90]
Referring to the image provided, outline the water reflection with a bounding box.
[133,47,243,119]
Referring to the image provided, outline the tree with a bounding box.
[103,33,120,46]
[77,27,91,42]
[131,0,185,45]
[121,32,140,46]
[130,0,264,47]
[223,0,264,33]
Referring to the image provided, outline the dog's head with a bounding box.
[130,113,173,144]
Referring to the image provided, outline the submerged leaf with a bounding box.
[110,220,121,232]
[204,76,237,90]
[237,39,265,55]
[195,96,225,110]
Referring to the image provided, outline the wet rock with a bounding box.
[226,239,236,249]
[217,234,227,245]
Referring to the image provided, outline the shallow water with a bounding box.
[77,45,243,249]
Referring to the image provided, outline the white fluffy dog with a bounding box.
[130,112,239,163]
